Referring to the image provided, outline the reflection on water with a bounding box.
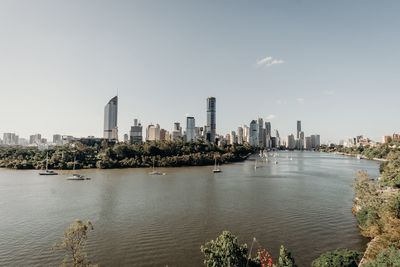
[0,152,379,266]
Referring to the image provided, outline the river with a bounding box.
[0,151,380,266]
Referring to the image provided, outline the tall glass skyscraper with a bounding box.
[297,120,301,139]
[206,97,216,142]
[186,116,196,142]
[104,96,118,140]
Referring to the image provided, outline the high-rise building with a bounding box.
[243,125,250,143]
[29,134,42,145]
[103,96,118,140]
[237,127,244,145]
[305,137,312,150]
[230,131,237,144]
[298,131,305,150]
[186,117,196,142]
[249,120,258,147]
[172,122,182,141]
[258,118,265,148]
[287,134,296,150]
[265,122,271,136]
[206,97,216,142]
[275,130,281,147]
[297,120,301,139]
[310,134,321,149]
[147,124,160,141]
[130,119,143,144]
[53,134,63,145]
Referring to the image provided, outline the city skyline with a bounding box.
[1,1,399,142]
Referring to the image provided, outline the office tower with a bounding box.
[299,131,305,150]
[206,97,216,142]
[258,118,265,148]
[305,137,312,150]
[275,130,281,147]
[186,117,196,142]
[237,127,244,145]
[53,134,62,145]
[265,122,271,136]
[130,119,143,144]
[297,120,301,139]
[230,131,237,144]
[123,134,129,143]
[315,135,321,148]
[287,134,296,150]
[249,120,258,147]
[160,129,168,141]
[29,134,42,145]
[243,125,250,143]
[172,122,182,141]
[104,96,118,140]
[147,124,160,141]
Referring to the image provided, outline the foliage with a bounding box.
[274,245,297,267]
[0,140,253,170]
[55,220,97,267]
[311,249,362,267]
[200,231,257,267]
[363,246,400,267]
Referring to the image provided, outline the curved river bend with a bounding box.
[0,151,379,266]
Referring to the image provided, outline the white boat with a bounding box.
[213,158,222,173]
[39,152,58,175]
[67,155,86,180]
[149,158,166,175]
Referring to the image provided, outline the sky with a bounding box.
[0,0,399,143]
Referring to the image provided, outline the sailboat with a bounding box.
[213,158,222,173]
[39,152,58,175]
[149,158,166,175]
[67,155,85,180]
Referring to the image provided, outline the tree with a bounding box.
[311,249,362,267]
[274,245,297,267]
[55,220,97,267]
[200,231,258,267]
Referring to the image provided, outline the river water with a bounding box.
[0,151,380,266]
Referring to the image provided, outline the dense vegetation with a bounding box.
[311,249,362,267]
[0,140,253,170]
[201,231,297,267]
[320,142,400,188]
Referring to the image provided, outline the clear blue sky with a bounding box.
[1,0,399,143]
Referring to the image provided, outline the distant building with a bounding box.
[287,134,296,150]
[130,119,143,144]
[249,120,258,147]
[123,134,129,143]
[103,96,118,140]
[29,134,42,145]
[160,129,168,141]
[230,131,237,145]
[206,97,216,142]
[3,133,18,146]
[298,131,305,150]
[258,118,265,148]
[186,117,196,142]
[265,122,272,148]
[275,130,281,147]
[146,124,160,141]
[53,134,63,145]
[310,134,321,149]
[297,120,301,139]
[237,127,244,145]
[172,122,182,141]
[305,137,312,150]
[243,125,250,143]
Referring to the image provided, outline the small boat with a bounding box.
[39,152,58,175]
[67,155,86,180]
[213,158,222,173]
[254,160,258,169]
[357,154,362,160]
[149,158,166,175]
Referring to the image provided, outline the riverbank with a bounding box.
[0,141,254,170]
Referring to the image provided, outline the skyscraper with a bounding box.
[130,119,143,144]
[258,118,265,148]
[206,97,216,142]
[249,120,258,147]
[237,127,244,145]
[297,120,301,139]
[104,96,118,140]
[186,117,196,142]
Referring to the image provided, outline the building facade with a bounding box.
[206,97,216,142]
[103,96,118,140]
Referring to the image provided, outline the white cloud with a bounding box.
[296,98,305,104]
[256,56,285,67]
[266,114,276,120]
[323,90,335,95]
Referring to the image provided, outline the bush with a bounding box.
[363,246,400,267]
[311,249,362,267]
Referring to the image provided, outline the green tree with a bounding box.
[55,220,97,267]
[311,249,362,267]
[200,231,258,267]
[274,245,297,267]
